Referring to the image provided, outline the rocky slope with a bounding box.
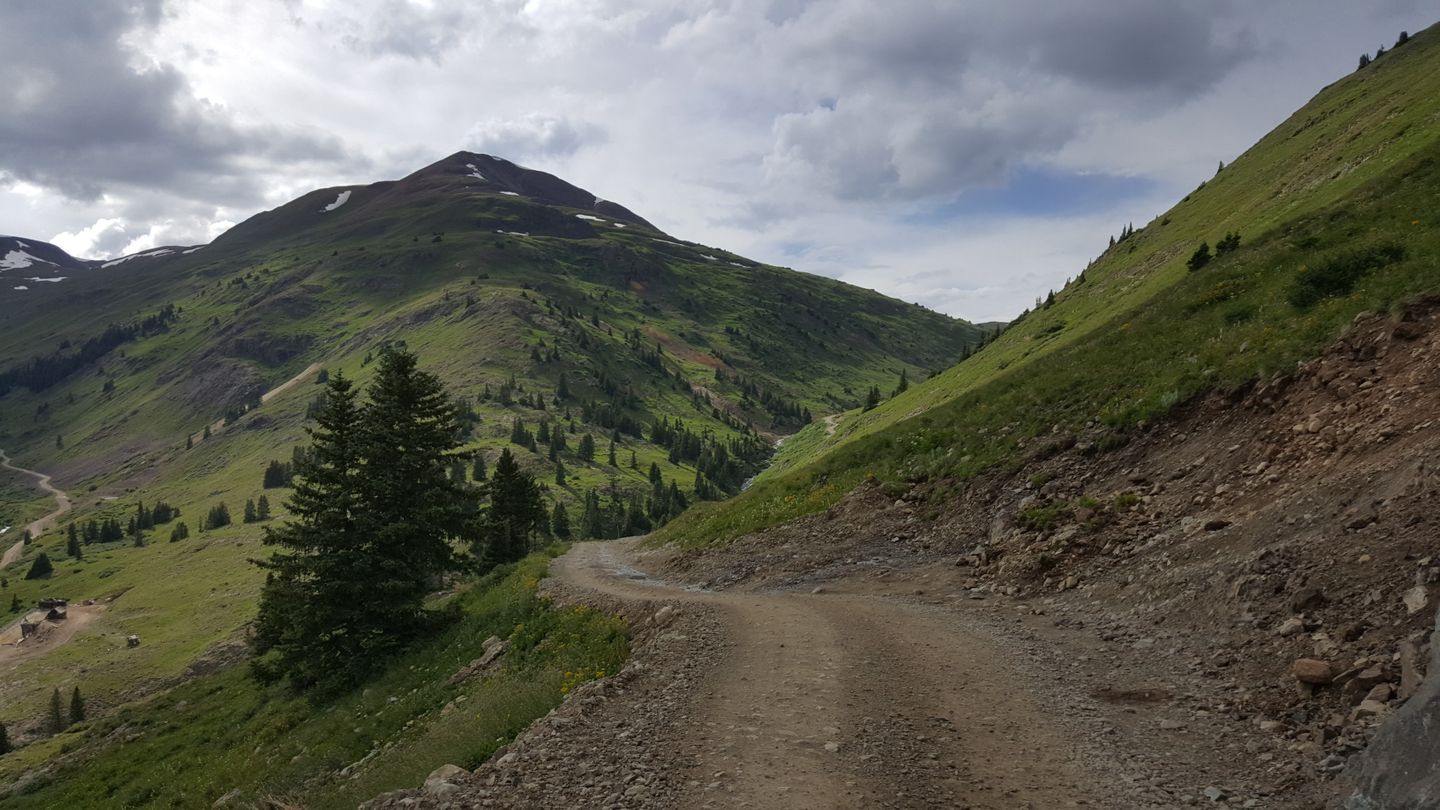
[655,297,1440,806]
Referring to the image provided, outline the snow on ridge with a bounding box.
[495,229,530,237]
[575,214,605,222]
[1,249,49,270]
[101,248,174,269]
[498,191,520,196]
[182,246,204,255]
[728,262,746,268]
[15,240,29,248]
[322,190,352,212]
[700,254,719,261]
[26,277,66,283]
[465,164,487,181]
[612,223,627,228]
[651,238,685,247]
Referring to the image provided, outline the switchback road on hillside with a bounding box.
[0,449,72,570]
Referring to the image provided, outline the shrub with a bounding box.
[1186,243,1212,271]
[1287,242,1406,308]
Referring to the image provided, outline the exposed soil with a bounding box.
[0,603,108,664]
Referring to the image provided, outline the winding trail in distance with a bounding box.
[0,449,73,570]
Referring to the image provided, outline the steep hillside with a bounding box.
[663,22,1440,545]
[0,152,979,776]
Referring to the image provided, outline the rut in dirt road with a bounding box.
[552,541,1108,809]
[0,449,72,570]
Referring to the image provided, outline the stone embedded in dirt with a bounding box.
[653,605,677,626]
[1398,641,1424,699]
[1403,585,1429,615]
[1352,700,1391,720]
[1203,519,1232,531]
[1158,719,1186,730]
[1293,658,1334,685]
[1276,617,1305,638]
[1289,587,1326,613]
[1362,684,1394,704]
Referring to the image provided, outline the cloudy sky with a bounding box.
[0,1,1429,321]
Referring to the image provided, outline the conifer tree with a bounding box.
[0,721,9,754]
[578,433,596,462]
[863,385,882,411]
[472,451,487,481]
[69,686,84,724]
[555,458,567,486]
[170,522,190,542]
[244,499,258,524]
[253,372,369,689]
[257,495,270,521]
[551,502,572,540]
[7,594,19,613]
[48,688,64,734]
[66,530,82,560]
[25,553,52,580]
[607,440,617,466]
[480,448,544,567]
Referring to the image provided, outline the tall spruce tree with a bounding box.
[69,686,85,724]
[0,721,9,754]
[48,688,64,734]
[253,372,369,690]
[481,448,545,567]
[551,502,572,540]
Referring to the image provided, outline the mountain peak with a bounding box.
[406,151,656,229]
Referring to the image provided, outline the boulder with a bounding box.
[1293,658,1334,685]
[425,764,469,797]
[1403,585,1428,615]
[1276,617,1305,638]
[1341,606,1440,808]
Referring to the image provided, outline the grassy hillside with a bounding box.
[658,23,1440,546]
[0,552,626,809]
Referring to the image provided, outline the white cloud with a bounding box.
[0,0,1431,320]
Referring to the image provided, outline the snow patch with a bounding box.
[465,164,487,181]
[12,285,28,290]
[575,214,605,222]
[15,240,29,248]
[728,262,746,268]
[322,190,352,212]
[651,239,685,247]
[26,277,66,283]
[700,254,719,261]
[612,223,627,228]
[182,246,204,255]
[1,249,53,270]
[101,248,174,269]
[498,191,520,196]
[495,229,530,237]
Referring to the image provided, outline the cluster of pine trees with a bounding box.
[0,304,178,396]
[713,369,812,428]
[251,349,545,693]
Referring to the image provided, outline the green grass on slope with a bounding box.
[660,94,1440,547]
[752,25,1440,486]
[0,551,627,810]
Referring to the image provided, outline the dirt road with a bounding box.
[550,541,1108,809]
[0,449,72,569]
[189,361,323,447]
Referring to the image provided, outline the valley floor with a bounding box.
[369,539,1301,809]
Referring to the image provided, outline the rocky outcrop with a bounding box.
[1339,605,1438,809]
